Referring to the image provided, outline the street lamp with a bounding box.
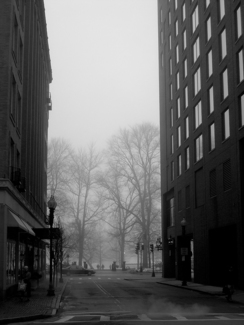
[181,218,187,286]
[47,195,57,296]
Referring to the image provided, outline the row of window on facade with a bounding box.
[161,1,241,40]
[6,240,45,286]
[167,159,231,227]
[169,99,238,180]
[161,3,243,76]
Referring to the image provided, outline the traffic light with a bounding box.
[150,244,154,252]
[135,242,139,254]
[141,243,144,251]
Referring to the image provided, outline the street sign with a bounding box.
[181,247,188,256]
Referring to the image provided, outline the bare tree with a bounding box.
[106,123,161,267]
[47,138,73,220]
[67,144,104,266]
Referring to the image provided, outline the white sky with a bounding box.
[44,0,159,149]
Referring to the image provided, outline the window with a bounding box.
[209,123,215,151]
[169,197,175,225]
[186,185,190,208]
[221,68,228,100]
[218,0,225,22]
[161,53,164,68]
[208,86,214,114]
[185,146,190,170]
[210,169,217,197]
[192,5,199,34]
[161,30,164,44]
[184,85,188,109]
[171,134,174,154]
[182,3,186,22]
[169,58,172,75]
[220,29,227,61]
[237,48,244,84]
[170,108,174,127]
[177,97,181,118]
[185,116,189,139]
[205,0,210,9]
[236,5,242,40]
[175,20,179,36]
[178,190,182,211]
[169,11,171,25]
[223,160,231,191]
[177,154,182,176]
[169,35,172,50]
[176,71,180,90]
[171,161,175,181]
[223,109,230,140]
[194,67,201,96]
[175,0,178,10]
[176,44,179,63]
[207,49,213,78]
[195,134,203,161]
[194,101,202,129]
[193,37,200,63]
[239,93,244,127]
[170,83,173,100]
[183,58,187,78]
[195,168,204,207]
[183,30,187,50]
[206,16,212,42]
[17,91,21,130]
[12,15,18,63]
[10,75,17,120]
[177,126,181,147]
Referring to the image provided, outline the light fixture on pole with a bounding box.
[181,217,187,286]
[47,195,57,296]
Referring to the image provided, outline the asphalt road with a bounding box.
[12,271,244,324]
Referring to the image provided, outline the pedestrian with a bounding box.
[23,266,32,299]
[223,265,234,302]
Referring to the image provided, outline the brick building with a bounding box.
[0,0,52,298]
[158,0,244,288]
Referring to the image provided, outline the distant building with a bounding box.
[0,0,52,298]
[158,0,244,288]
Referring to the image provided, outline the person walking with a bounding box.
[23,266,32,299]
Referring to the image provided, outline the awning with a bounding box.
[8,211,36,236]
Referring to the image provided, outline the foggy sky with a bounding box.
[44,0,159,149]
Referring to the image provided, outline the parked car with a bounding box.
[62,265,96,276]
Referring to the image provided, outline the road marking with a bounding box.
[98,278,101,279]
[216,316,230,320]
[100,315,110,321]
[88,278,91,280]
[108,278,111,279]
[79,278,82,280]
[138,314,151,320]
[117,278,121,280]
[54,316,74,322]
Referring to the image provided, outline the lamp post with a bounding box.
[150,244,155,277]
[47,195,57,296]
[181,218,187,286]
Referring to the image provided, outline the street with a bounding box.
[10,271,244,324]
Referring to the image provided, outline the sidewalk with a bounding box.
[0,277,67,324]
[128,272,244,305]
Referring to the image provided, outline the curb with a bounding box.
[0,314,50,325]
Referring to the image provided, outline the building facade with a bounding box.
[158,0,244,288]
[0,0,52,298]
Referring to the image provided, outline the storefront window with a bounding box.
[6,241,16,285]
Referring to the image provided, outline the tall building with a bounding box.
[0,0,52,298]
[158,0,244,288]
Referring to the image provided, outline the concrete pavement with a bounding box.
[0,277,67,324]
